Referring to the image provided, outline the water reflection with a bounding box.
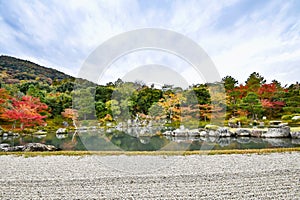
[1,127,300,151]
[165,135,298,150]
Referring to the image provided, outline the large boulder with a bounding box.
[208,130,219,137]
[217,127,233,137]
[0,144,24,152]
[22,143,57,152]
[291,116,300,121]
[56,128,67,134]
[261,127,290,138]
[206,127,233,137]
[199,130,208,137]
[0,143,10,151]
[172,129,188,137]
[235,129,251,137]
[250,130,265,137]
[187,129,200,137]
[291,131,300,139]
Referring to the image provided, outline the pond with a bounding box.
[1,127,300,151]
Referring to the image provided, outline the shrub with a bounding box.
[204,124,220,130]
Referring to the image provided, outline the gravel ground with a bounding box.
[0,152,299,199]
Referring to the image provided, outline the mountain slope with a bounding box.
[0,55,72,84]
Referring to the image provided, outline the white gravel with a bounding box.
[0,152,300,199]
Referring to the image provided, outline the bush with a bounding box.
[204,124,220,130]
[281,115,292,120]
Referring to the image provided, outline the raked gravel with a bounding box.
[0,152,299,199]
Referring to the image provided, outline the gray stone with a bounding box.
[290,131,300,139]
[262,127,290,138]
[22,143,57,152]
[235,129,251,137]
[199,130,208,137]
[0,143,10,151]
[216,127,233,137]
[187,129,200,137]
[208,130,219,137]
[56,128,67,134]
[250,130,265,137]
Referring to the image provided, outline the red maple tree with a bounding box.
[1,95,48,129]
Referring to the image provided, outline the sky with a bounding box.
[0,0,300,86]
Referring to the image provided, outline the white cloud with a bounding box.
[0,0,299,85]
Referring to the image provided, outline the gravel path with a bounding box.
[0,152,299,199]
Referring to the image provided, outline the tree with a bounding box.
[45,92,72,117]
[105,100,121,120]
[61,108,78,120]
[282,83,300,114]
[148,102,165,120]
[241,92,263,120]
[245,72,266,92]
[222,76,238,91]
[0,88,10,115]
[61,108,78,127]
[134,86,162,115]
[72,87,95,120]
[158,93,186,123]
[1,95,48,129]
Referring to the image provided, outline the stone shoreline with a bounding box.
[164,126,300,138]
[0,153,299,199]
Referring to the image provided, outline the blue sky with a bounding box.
[0,0,300,85]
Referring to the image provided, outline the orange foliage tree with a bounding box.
[1,95,48,129]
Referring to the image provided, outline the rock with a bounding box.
[217,127,233,137]
[22,143,57,152]
[187,129,200,137]
[172,129,188,137]
[163,130,172,136]
[0,143,10,151]
[34,130,47,135]
[290,131,300,139]
[56,133,68,139]
[207,127,233,137]
[0,144,24,152]
[250,130,265,137]
[208,130,219,137]
[291,116,300,121]
[262,127,290,138]
[6,146,24,152]
[56,128,67,134]
[199,130,208,137]
[235,129,251,137]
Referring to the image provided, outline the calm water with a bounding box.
[1,127,300,151]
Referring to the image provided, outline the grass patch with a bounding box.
[0,147,300,157]
[291,127,300,132]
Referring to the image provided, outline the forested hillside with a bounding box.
[0,55,72,84]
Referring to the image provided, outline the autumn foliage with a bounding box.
[1,95,48,129]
